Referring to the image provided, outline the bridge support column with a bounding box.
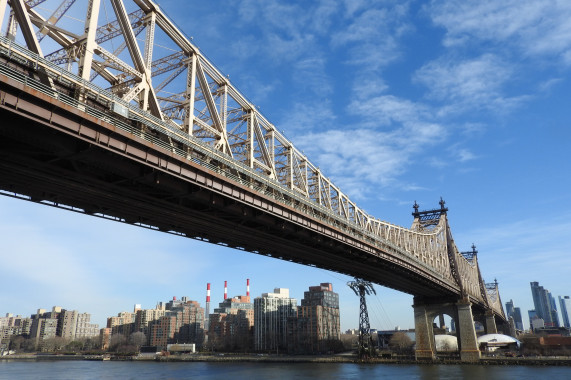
[413,303,436,360]
[457,299,481,362]
[485,311,497,334]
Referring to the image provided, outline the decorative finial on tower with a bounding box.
[439,197,446,210]
[413,201,419,214]
[471,244,478,256]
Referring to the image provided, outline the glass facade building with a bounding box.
[559,296,571,328]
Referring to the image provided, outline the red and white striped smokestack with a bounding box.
[205,283,211,330]
[247,278,250,297]
[224,281,228,300]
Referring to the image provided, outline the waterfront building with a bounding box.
[29,315,58,350]
[0,326,21,350]
[254,288,297,352]
[0,314,32,349]
[134,306,166,340]
[560,296,571,329]
[58,310,78,340]
[99,327,112,350]
[0,314,16,329]
[148,298,205,350]
[75,312,100,339]
[107,311,137,338]
[149,315,177,349]
[289,283,341,354]
[209,295,254,351]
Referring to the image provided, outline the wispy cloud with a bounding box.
[332,6,411,70]
[297,95,445,199]
[279,99,337,135]
[427,1,571,65]
[414,54,524,114]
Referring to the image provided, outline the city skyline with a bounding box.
[1,0,571,331]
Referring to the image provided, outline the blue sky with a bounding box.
[1,0,571,332]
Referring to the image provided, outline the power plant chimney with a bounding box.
[247,278,250,298]
[205,283,211,330]
[224,281,228,300]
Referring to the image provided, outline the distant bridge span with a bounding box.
[0,0,505,360]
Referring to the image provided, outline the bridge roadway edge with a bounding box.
[0,71,461,300]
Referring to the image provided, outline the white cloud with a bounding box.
[348,94,432,129]
[331,6,410,70]
[457,148,477,162]
[293,55,334,96]
[296,95,446,198]
[351,75,389,100]
[311,0,340,35]
[280,99,336,135]
[428,0,571,65]
[414,54,513,108]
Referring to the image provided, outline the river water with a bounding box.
[1,361,570,379]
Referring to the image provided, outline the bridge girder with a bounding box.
[0,0,505,320]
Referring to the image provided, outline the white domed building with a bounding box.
[477,334,520,352]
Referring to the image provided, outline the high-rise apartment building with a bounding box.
[107,310,137,338]
[29,314,58,350]
[209,295,254,351]
[290,283,341,354]
[0,314,32,349]
[559,296,571,328]
[149,298,205,350]
[59,310,79,340]
[134,306,166,339]
[75,312,100,338]
[254,288,297,352]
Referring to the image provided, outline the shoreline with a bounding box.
[2,353,571,366]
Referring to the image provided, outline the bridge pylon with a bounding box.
[347,278,376,360]
[413,296,481,362]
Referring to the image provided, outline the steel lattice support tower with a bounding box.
[348,278,376,359]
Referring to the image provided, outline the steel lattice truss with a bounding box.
[348,279,376,359]
[0,0,505,318]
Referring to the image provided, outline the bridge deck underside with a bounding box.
[0,73,461,300]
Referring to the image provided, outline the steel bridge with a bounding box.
[0,0,506,361]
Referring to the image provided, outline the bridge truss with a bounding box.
[0,0,504,319]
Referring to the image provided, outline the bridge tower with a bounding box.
[347,278,376,360]
[411,200,481,362]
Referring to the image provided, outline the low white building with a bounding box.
[477,334,520,352]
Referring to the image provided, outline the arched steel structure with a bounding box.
[0,0,505,320]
